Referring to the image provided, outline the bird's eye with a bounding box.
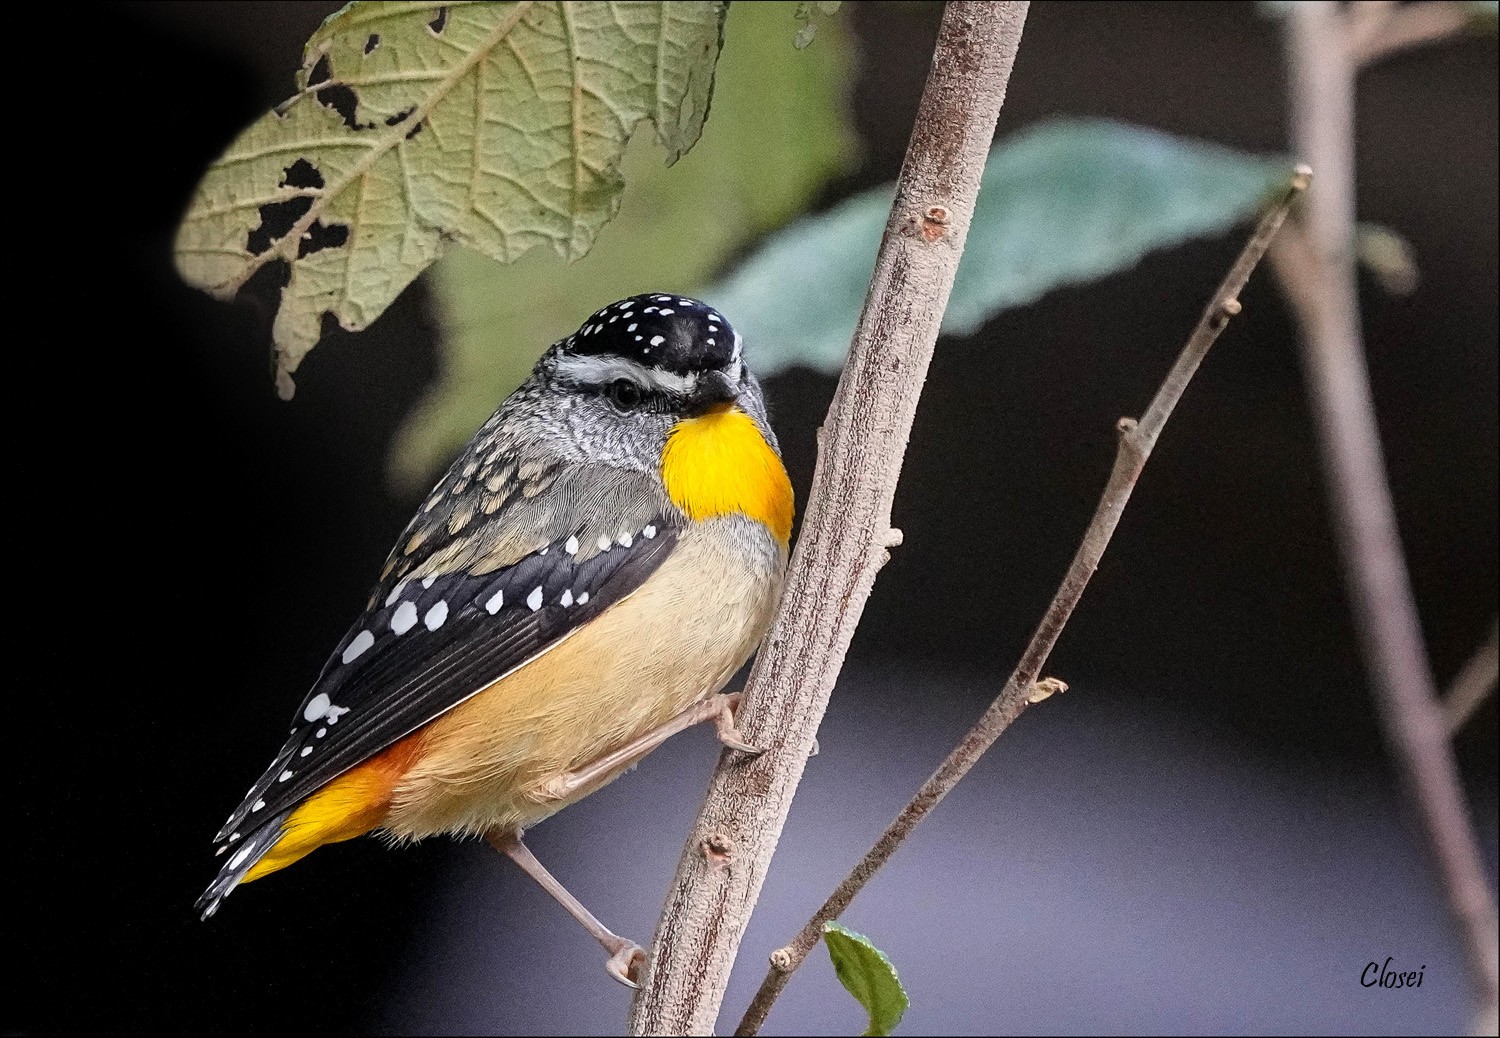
[606,379,643,410]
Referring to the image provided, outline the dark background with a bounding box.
[14,2,1496,1034]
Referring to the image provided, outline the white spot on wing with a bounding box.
[650,335,665,346]
[303,693,331,722]
[300,746,313,757]
[342,630,374,664]
[422,575,436,589]
[560,589,574,607]
[229,846,253,869]
[326,705,350,724]
[577,592,590,605]
[597,535,612,552]
[527,586,543,611]
[251,800,265,813]
[385,581,408,606]
[565,535,579,555]
[618,532,633,548]
[424,601,449,630]
[391,600,418,634]
[316,728,327,738]
[279,771,293,782]
[485,589,504,614]
[643,524,657,539]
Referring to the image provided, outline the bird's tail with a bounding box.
[195,809,294,919]
[197,748,405,919]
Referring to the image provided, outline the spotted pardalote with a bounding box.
[198,294,793,985]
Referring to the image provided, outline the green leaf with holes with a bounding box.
[174,0,728,398]
[387,0,856,488]
[700,118,1294,376]
[823,921,909,1036]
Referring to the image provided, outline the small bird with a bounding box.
[198,294,793,985]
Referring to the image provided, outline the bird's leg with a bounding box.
[486,829,646,987]
[535,693,760,804]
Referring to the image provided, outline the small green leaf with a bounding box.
[390,0,857,487]
[823,921,909,1036]
[175,0,728,397]
[701,118,1294,376]
[794,0,842,49]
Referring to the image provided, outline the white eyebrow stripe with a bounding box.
[554,353,698,395]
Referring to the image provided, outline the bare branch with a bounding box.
[734,169,1310,1038]
[1282,2,1500,1023]
[1444,621,1499,734]
[1351,0,1473,69]
[625,4,1031,1033]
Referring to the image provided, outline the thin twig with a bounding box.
[733,169,1310,1037]
[1350,0,1473,69]
[1443,621,1499,734]
[626,4,1031,1033]
[1283,3,1500,1026]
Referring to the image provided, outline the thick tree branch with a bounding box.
[626,4,1030,1033]
[1443,620,1498,734]
[1282,3,1500,1026]
[734,169,1310,1038]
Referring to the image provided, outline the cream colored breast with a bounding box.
[383,516,785,841]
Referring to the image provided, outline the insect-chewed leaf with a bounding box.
[823,921,909,1036]
[702,118,1294,376]
[173,0,728,397]
[388,0,856,490]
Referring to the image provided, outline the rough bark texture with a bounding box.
[626,4,1030,1033]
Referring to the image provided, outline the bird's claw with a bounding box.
[605,941,646,988]
[714,693,763,756]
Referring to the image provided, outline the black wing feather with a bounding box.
[211,520,679,846]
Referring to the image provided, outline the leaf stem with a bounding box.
[733,167,1309,1038]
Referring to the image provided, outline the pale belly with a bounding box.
[381,517,784,840]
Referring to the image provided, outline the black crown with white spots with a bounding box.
[567,293,735,374]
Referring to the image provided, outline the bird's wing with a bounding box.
[211,446,679,850]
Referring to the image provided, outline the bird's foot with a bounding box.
[604,938,647,988]
[713,692,763,755]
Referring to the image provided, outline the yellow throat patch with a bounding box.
[661,404,794,545]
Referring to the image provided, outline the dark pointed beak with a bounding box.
[684,368,740,416]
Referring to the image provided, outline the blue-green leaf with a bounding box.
[823,921,909,1036]
[701,118,1294,376]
